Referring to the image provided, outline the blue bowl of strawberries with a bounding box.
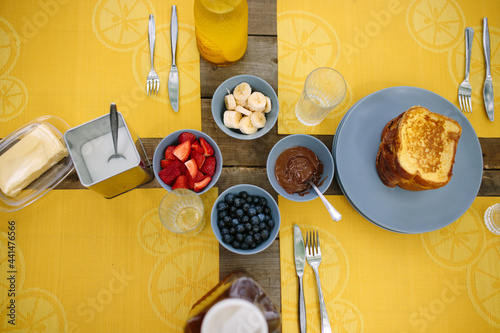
[153,130,222,194]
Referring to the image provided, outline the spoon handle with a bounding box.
[311,182,342,221]
[110,103,119,154]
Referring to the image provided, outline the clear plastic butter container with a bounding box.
[0,116,74,212]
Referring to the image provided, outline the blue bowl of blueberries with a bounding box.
[211,184,281,255]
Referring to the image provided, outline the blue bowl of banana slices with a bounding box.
[212,75,279,140]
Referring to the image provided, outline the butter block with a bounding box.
[0,124,68,197]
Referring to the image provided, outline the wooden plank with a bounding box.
[248,0,277,36]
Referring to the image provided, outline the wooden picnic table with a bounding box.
[54,0,500,312]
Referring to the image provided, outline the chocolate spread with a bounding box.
[274,146,324,194]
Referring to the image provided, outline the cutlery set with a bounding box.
[147,6,179,112]
[294,225,332,333]
[459,18,494,121]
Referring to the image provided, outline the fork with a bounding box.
[306,230,332,333]
[458,27,474,112]
[146,14,159,95]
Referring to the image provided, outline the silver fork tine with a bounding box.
[458,95,463,111]
[468,96,472,113]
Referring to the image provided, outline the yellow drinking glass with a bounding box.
[159,189,205,236]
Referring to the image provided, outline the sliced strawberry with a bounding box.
[164,145,177,160]
[160,159,174,169]
[193,170,205,182]
[187,174,195,190]
[178,132,197,144]
[172,175,190,190]
[158,160,185,186]
[173,141,191,162]
[194,176,212,192]
[190,150,206,169]
[185,159,198,180]
[200,156,216,177]
[191,140,205,154]
[199,137,214,156]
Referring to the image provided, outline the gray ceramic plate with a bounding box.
[333,86,483,234]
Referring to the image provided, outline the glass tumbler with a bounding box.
[484,203,500,235]
[295,67,346,126]
[159,189,205,236]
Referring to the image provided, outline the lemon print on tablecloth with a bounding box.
[0,76,28,122]
[137,208,172,256]
[448,25,500,107]
[0,18,20,78]
[0,232,25,306]
[0,288,67,332]
[92,0,152,52]
[422,208,485,270]
[277,83,352,135]
[132,23,200,105]
[406,0,465,52]
[467,239,500,328]
[148,244,218,330]
[280,225,349,311]
[278,11,340,83]
[330,299,364,333]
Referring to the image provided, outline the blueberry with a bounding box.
[253,232,262,243]
[257,213,266,222]
[244,223,252,231]
[267,219,275,230]
[235,233,244,242]
[264,214,271,222]
[217,220,226,229]
[217,202,228,211]
[242,203,250,212]
[255,205,263,214]
[239,191,248,199]
[249,231,255,236]
[259,222,267,231]
[229,227,236,235]
[223,215,231,223]
[231,241,241,249]
[264,207,271,214]
[253,197,260,205]
[218,210,227,219]
[246,195,254,203]
[221,228,229,235]
[236,224,245,233]
[250,242,256,249]
[229,205,237,213]
[244,235,253,245]
[234,198,243,208]
[231,219,239,227]
[248,207,257,217]
[251,216,260,225]
[252,225,260,233]
[235,209,244,218]
[261,229,270,240]
[241,215,250,223]
[224,193,235,204]
[240,243,249,250]
[222,234,232,243]
[259,198,267,206]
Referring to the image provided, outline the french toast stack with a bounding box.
[376,106,462,191]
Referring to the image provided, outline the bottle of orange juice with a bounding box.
[194,0,248,66]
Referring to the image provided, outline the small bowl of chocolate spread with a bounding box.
[266,134,334,202]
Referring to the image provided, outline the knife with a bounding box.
[294,224,307,333]
[483,17,494,121]
[168,5,179,112]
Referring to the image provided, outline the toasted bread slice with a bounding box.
[376,106,461,191]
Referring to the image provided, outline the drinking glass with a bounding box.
[295,67,346,126]
[484,203,500,235]
[159,189,205,236]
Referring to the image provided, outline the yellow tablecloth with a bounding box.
[279,195,500,332]
[0,0,201,138]
[277,0,500,137]
[0,188,219,332]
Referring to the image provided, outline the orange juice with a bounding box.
[194,0,248,66]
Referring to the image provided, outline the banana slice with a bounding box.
[234,105,252,116]
[246,92,266,112]
[264,96,272,113]
[239,116,258,134]
[250,111,266,129]
[223,110,242,129]
[224,93,237,110]
[233,82,251,105]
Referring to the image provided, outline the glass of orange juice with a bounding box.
[159,189,205,237]
[194,0,248,66]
